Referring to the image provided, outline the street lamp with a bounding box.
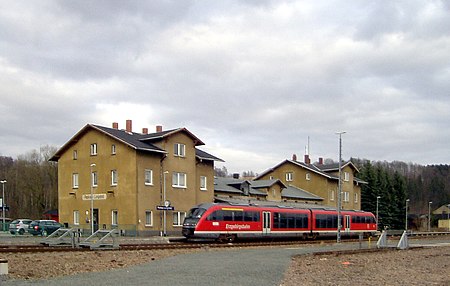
[447,204,450,232]
[163,171,169,237]
[405,199,410,231]
[0,180,6,231]
[335,131,346,243]
[90,163,96,235]
[428,201,432,232]
[376,196,381,230]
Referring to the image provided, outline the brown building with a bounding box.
[254,155,365,210]
[50,120,223,236]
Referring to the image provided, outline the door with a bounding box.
[262,211,271,235]
[344,215,351,233]
[93,209,99,232]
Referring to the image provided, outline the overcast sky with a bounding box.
[0,1,449,174]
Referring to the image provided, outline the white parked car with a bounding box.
[9,219,33,235]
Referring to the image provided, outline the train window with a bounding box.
[273,212,308,229]
[233,211,244,222]
[243,211,260,222]
[316,214,339,229]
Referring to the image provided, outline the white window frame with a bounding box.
[73,210,79,225]
[306,173,311,181]
[145,211,153,226]
[72,173,79,189]
[172,172,187,188]
[144,169,153,185]
[330,190,335,201]
[344,172,350,182]
[343,191,350,202]
[73,150,78,160]
[92,171,98,187]
[200,176,207,190]
[111,144,116,155]
[354,193,359,203]
[111,170,118,186]
[90,143,97,156]
[112,210,118,226]
[174,143,186,157]
[286,172,293,182]
[173,212,186,227]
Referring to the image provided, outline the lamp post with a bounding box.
[428,201,432,232]
[405,199,410,231]
[447,204,450,232]
[0,180,6,231]
[90,163,96,235]
[376,196,381,230]
[163,171,169,237]
[336,131,346,243]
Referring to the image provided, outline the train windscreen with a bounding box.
[185,208,207,219]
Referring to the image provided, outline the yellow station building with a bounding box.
[50,120,223,236]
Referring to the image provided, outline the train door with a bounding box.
[262,211,271,235]
[344,215,351,233]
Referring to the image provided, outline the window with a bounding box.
[269,176,274,180]
[73,150,78,160]
[112,210,118,226]
[73,210,79,225]
[344,172,350,182]
[354,193,359,203]
[172,172,187,188]
[306,173,311,181]
[330,190,335,201]
[200,176,207,190]
[92,171,98,187]
[111,144,116,155]
[174,143,185,157]
[90,143,97,156]
[173,212,186,226]
[144,169,153,185]
[145,211,153,226]
[111,170,118,186]
[72,173,79,189]
[286,172,293,182]
[343,191,350,202]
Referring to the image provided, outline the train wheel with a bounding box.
[226,234,236,243]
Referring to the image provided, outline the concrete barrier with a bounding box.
[0,259,8,276]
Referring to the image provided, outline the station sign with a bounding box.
[82,194,107,201]
[156,206,174,211]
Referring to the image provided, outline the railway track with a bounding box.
[0,237,366,253]
[1,232,448,254]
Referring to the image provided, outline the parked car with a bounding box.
[9,218,33,235]
[28,220,63,236]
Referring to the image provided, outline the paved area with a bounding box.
[1,233,448,286]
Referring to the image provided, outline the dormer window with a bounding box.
[344,172,350,182]
[174,143,185,157]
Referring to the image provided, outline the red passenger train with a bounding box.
[182,203,377,242]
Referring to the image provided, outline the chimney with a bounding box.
[126,119,132,133]
[156,125,163,132]
[304,154,311,164]
[142,128,148,134]
[292,154,297,161]
[112,122,119,129]
[318,157,323,165]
